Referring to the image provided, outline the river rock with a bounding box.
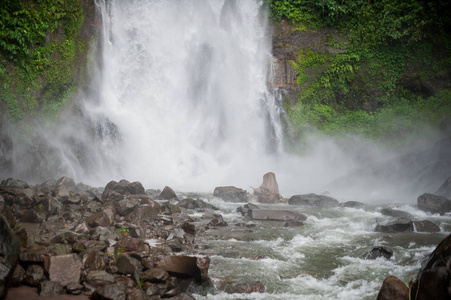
[83,250,106,270]
[0,214,20,299]
[126,203,161,224]
[412,220,440,232]
[248,209,307,221]
[91,282,127,300]
[214,186,248,203]
[374,218,413,233]
[39,280,64,296]
[435,176,451,199]
[115,254,142,275]
[220,280,266,294]
[23,264,46,286]
[86,206,116,228]
[361,247,393,260]
[177,198,218,210]
[253,172,283,203]
[288,193,339,207]
[115,196,140,216]
[159,186,178,200]
[142,268,169,283]
[411,233,451,299]
[44,254,83,286]
[376,275,409,300]
[156,256,210,283]
[380,208,414,219]
[417,193,451,215]
[343,201,364,208]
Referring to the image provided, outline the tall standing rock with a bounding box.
[0,214,20,299]
[253,172,283,203]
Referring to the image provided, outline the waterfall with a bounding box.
[88,0,285,191]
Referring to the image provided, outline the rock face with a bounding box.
[288,193,339,207]
[213,186,248,203]
[411,233,451,299]
[418,193,451,215]
[253,172,283,203]
[0,214,20,299]
[435,176,451,199]
[376,275,409,300]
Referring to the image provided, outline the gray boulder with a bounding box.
[288,193,339,207]
[380,208,414,219]
[248,209,307,221]
[214,186,248,203]
[434,176,451,200]
[417,193,451,215]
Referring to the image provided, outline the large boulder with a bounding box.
[417,193,451,215]
[159,186,178,200]
[253,172,283,203]
[435,176,451,199]
[156,256,210,283]
[288,193,339,207]
[43,254,83,286]
[213,186,248,203]
[375,218,413,233]
[411,233,451,299]
[380,208,414,220]
[361,247,393,260]
[0,214,20,299]
[376,275,409,300]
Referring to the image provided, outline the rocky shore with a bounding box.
[1,174,451,299]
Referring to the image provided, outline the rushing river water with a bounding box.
[176,197,450,299]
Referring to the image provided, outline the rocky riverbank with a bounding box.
[1,175,451,299]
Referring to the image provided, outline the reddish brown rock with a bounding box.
[156,256,210,283]
[44,254,82,286]
[376,276,408,300]
[253,172,283,203]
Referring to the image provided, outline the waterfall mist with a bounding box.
[4,0,449,202]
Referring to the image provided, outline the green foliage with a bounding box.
[0,0,85,129]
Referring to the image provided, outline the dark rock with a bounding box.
[374,218,413,233]
[101,189,124,203]
[0,203,15,228]
[253,172,283,203]
[19,209,42,223]
[248,209,307,221]
[376,275,409,300]
[166,292,195,300]
[66,282,84,295]
[126,203,160,224]
[127,288,148,300]
[86,270,115,286]
[115,254,142,275]
[128,181,146,195]
[19,245,47,262]
[115,196,140,216]
[343,201,364,208]
[91,283,127,300]
[56,176,77,191]
[24,264,46,286]
[11,264,24,286]
[200,212,227,227]
[159,186,178,200]
[221,280,266,294]
[380,208,414,219]
[177,198,218,210]
[86,207,116,228]
[412,220,441,232]
[435,176,451,199]
[41,197,63,216]
[288,193,339,207]
[361,247,393,260]
[39,280,64,296]
[156,256,210,283]
[418,193,451,215]
[83,250,107,271]
[142,268,169,283]
[0,178,30,189]
[0,214,20,299]
[44,254,83,286]
[105,179,130,195]
[213,186,248,203]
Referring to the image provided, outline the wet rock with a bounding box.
[90,227,121,243]
[115,254,142,275]
[376,275,409,300]
[56,176,77,191]
[0,203,15,228]
[343,201,364,208]
[236,203,260,216]
[435,176,451,199]
[220,280,266,294]
[288,193,339,207]
[412,220,441,232]
[19,209,42,223]
[115,196,140,216]
[41,179,58,191]
[142,268,169,283]
[380,208,414,220]
[0,178,30,189]
[101,189,124,203]
[213,186,248,203]
[39,280,64,296]
[11,264,24,286]
[177,198,218,210]
[127,288,148,300]
[159,186,178,200]
[161,202,182,214]
[200,212,228,227]
[128,181,146,195]
[84,250,107,271]
[86,207,116,228]
[115,238,147,253]
[374,218,413,233]
[86,270,115,286]
[411,233,451,299]
[24,264,46,286]
[156,256,210,283]
[41,197,63,216]
[19,245,46,262]
[417,193,451,215]
[126,203,160,224]
[91,282,127,300]
[248,209,307,221]
[44,254,83,286]
[361,247,393,260]
[66,282,83,295]
[0,214,20,299]
[253,172,283,203]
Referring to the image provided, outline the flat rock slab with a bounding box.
[248,209,307,221]
[288,194,339,207]
[44,254,82,286]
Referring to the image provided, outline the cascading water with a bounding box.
[89,0,286,192]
